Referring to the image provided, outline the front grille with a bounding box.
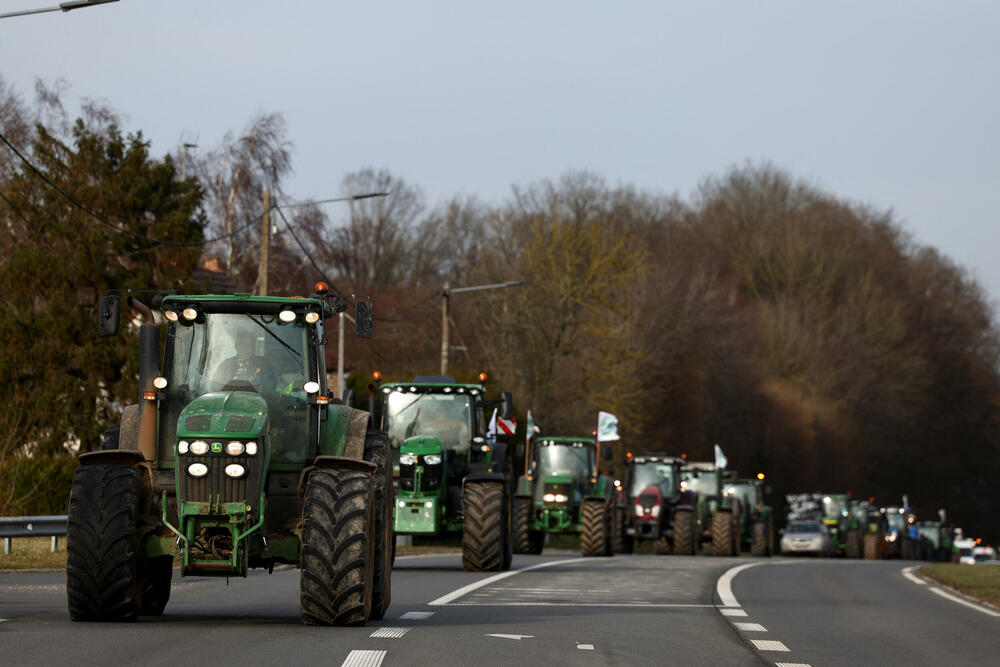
[399,461,442,492]
[178,452,263,504]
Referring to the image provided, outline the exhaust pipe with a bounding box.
[130,297,159,464]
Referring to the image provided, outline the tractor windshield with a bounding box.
[822,496,849,521]
[535,441,593,482]
[682,468,718,496]
[886,510,906,531]
[384,391,473,454]
[161,313,315,463]
[630,462,675,499]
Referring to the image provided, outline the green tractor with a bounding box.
[380,375,515,571]
[512,436,616,557]
[67,285,392,626]
[615,454,698,555]
[680,462,741,556]
[861,501,889,560]
[820,493,864,558]
[723,475,775,557]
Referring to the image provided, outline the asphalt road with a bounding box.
[1,553,996,666]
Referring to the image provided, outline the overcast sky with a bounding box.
[2,1,998,307]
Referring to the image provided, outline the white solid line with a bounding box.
[901,567,926,585]
[719,608,748,617]
[340,650,386,667]
[734,622,767,632]
[427,558,593,606]
[716,562,763,607]
[450,602,717,608]
[775,663,812,667]
[485,634,533,640]
[398,611,434,620]
[928,586,1000,617]
[750,639,790,652]
[369,627,409,638]
[577,644,595,650]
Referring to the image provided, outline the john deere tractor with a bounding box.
[616,454,697,555]
[67,285,391,626]
[680,462,741,556]
[512,436,616,557]
[724,476,774,557]
[380,376,515,571]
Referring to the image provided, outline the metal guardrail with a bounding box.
[0,515,67,554]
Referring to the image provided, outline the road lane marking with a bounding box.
[719,608,748,617]
[928,586,1000,617]
[398,611,434,620]
[750,639,790,652]
[734,622,767,632]
[341,650,386,667]
[427,557,592,605]
[369,627,409,638]
[450,602,717,607]
[775,663,812,667]
[485,634,533,640]
[901,567,926,585]
[716,562,763,607]
[577,644,595,650]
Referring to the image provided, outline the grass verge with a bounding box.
[0,537,68,570]
[919,563,1000,607]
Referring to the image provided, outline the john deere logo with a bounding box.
[211,442,223,453]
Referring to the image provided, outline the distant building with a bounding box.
[191,256,237,294]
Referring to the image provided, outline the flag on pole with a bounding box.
[597,411,620,442]
[498,414,516,436]
[714,444,728,469]
[525,410,539,444]
[487,408,498,438]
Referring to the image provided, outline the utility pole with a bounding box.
[258,189,270,296]
[440,280,526,376]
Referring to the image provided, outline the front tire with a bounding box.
[513,496,544,554]
[710,511,733,557]
[462,481,505,571]
[580,498,610,557]
[364,431,392,620]
[751,520,769,557]
[300,469,374,626]
[66,464,143,622]
[672,508,695,555]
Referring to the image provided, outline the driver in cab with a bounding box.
[212,331,277,394]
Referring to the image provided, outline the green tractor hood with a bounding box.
[400,435,444,457]
[177,391,268,440]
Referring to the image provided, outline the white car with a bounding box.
[780,521,834,557]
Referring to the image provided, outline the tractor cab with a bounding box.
[626,455,682,525]
[530,438,596,526]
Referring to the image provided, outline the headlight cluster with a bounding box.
[278,308,321,324]
[542,493,568,503]
[179,439,258,478]
[398,453,441,466]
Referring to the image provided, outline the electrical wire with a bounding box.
[271,203,343,295]
[0,130,259,247]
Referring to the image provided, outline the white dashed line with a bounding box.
[340,650,386,667]
[398,611,434,620]
[485,634,533,640]
[734,622,767,632]
[928,586,1000,617]
[775,663,812,667]
[369,627,409,638]
[577,644,595,650]
[901,567,926,585]
[750,639,790,652]
[719,608,748,617]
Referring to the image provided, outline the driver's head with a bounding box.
[235,332,255,357]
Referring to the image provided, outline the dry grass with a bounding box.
[920,563,1000,607]
[0,536,68,570]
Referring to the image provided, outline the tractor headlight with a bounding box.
[187,463,209,477]
[189,440,209,455]
[635,504,644,515]
[424,454,442,465]
[543,493,555,502]
[305,311,320,324]
[178,440,189,454]
[554,494,567,503]
[164,309,179,322]
[182,307,198,321]
[651,505,661,517]
[425,501,433,508]
[398,500,406,508]
[153,376,168,390]
[245,441,258,456]
[225,441,245,456]
[224,464,246,478]
[278,309,297,323]
[399,453,417,465]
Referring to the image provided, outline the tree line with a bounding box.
[1,78,998,541]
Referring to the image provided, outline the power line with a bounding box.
[0,130,258,248]
[271,203,343,295]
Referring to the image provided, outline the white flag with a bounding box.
[597,411,620,442]
[487,408,498,438]
[714,444,728,469]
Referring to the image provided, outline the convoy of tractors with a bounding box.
[68,283,974,626]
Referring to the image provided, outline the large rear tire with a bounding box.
[580,498,609,557]
[672,508,695,555]
[613,507,634,554]
[710,511,733,557]
[863,532,879,560]
[513,496,544,554]
[462,481,505,571]
[300,469,374,626]
[364,431,392,620]
[846,528,861,559]
[751,520,769,557]
[66,464,143,622]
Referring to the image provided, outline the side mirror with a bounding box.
[499,391,514,420]
[355,301,373,339]
[98,295,121,337]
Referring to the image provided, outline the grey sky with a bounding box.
[2,1,998,306]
